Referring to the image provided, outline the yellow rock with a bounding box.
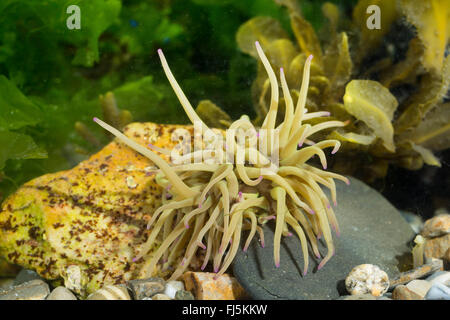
[0,122,195,297]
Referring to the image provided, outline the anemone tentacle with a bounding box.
[94,42,348,280]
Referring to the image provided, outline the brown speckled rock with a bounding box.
[0,122,202,296]
[183,272,248,300]
[422,214,450,238]
[424,234,450,260]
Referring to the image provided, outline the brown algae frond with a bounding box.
[94,42,349,280]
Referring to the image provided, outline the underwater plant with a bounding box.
[201,0,450,182]
[94,42,349,280]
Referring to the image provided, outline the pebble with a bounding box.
[389,258,443,289]
[87,284,131,300]
[151,293,172,300]
[13,269,44,285]
[0,280,50,300]
[425,283,450,300]
[422,214,450,238]
[127,277,165,300]
[46,286,77,300]
[183,272,248,300]
[164,280,184,299]
[175,290,195,300]
[62,265,84,295]
[424,234,450,260]
[405,280,432,299]
[392,285,423,300]
[345,264,389,296]
[338,293,377,300]
[426,271,450,286]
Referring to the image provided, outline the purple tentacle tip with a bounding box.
[243,247,248,253]
[303,270,307,276]
[132,257,137,262]
[255,41,260,46]
[201,265,206,271]
[157,48,162,54]
[345,179,350,185]
[93,117,98,122]
[275,262,280,268]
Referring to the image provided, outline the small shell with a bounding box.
[126,176,137,189]
[62,265,85,296]
[87,285,131,300]
[345,264,389,296]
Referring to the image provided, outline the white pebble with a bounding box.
[345,264,389,296]
[425,283,450,300]
[164,280,184,299]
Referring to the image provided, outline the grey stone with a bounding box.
[233,177,415,300]
[127,277,165,300]
[46,286,77,300]
[175,290,195,300]
[425,283,450,300]
[13,269,44,285]
[0,279,50,300]
[426,271,450,286]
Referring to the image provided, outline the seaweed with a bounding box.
[0,0,289,202]
[234,0,450,181]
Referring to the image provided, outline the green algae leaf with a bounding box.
[0,76,43,130]
[395,55,450,133]
[353,0,398,61]
[343,80,398,152]
[407,102,450,152]
[323,32,352,99]
[196,100,232,129]
[399,0,450,72]
[69,0,122,67]
[0,131,47,170]
[236,16,289,58]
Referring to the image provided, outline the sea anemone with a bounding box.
[94,41,349,281]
